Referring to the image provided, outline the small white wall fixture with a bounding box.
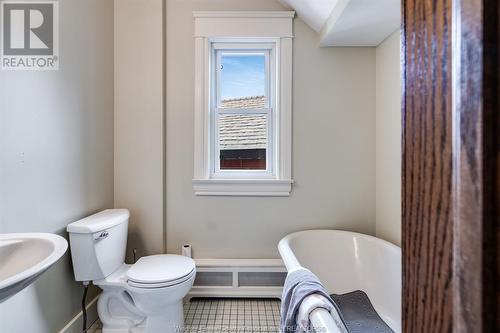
[192,11,295,196]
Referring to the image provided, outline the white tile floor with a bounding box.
[87,298,281,333]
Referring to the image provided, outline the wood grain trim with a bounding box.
[403,0,500,331]
[402,1,454,332]
[452,0,500,331]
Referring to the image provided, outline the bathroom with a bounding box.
[0,0,498,333]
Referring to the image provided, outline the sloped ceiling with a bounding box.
[277,0,337,32]
[279,0,400,47]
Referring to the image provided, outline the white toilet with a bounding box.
[67,209,196,333]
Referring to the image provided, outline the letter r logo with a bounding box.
[2,2,55,55]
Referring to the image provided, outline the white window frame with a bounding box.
[212,42,275,179]
[192,11,295,196]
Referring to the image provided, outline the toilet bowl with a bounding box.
[67,209,196,333]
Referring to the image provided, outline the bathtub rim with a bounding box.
[278,229,401,271]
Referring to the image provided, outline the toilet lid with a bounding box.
[127,269,195,289]
[127,254,195,284]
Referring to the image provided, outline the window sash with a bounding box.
[215,49,271,109]
[210,43,276,178]
[213,110,273,176]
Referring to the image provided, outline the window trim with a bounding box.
[192,11,294,196]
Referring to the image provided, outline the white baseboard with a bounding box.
[188,258,286,299]
[59,295,99,333]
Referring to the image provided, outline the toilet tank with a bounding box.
[67,209,129,282]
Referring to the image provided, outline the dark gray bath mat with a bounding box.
[330,290,394,333]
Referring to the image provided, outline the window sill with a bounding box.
[192,179,293,197]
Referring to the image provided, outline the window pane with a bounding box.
[219,114,267,170]
[219,53,267,109]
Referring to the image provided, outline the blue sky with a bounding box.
[220,54,265,100]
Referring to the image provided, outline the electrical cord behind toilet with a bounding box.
[81,281,89,333]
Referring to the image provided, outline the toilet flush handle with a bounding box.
[93,230,109,241]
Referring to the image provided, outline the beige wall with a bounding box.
[0,0,114,331]
[114,0,165,260]
[375,30,402,246]
[166,0,376,258]
[0,0,397,330]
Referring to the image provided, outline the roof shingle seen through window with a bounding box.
[219,96,267,150]
[220,96,266,109]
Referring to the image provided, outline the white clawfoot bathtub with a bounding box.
[278,230,401,333]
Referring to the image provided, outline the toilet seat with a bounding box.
[126,254,195,289]
[127,269,195,289]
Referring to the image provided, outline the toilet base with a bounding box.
[143,301,184,333]
[95,265,195,333]
[99,291,186,333]
[97,289,145,333]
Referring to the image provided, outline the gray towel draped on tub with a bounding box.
[280,268,347,333]
[280,268,395,333]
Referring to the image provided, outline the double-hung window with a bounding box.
[212,43,275,178]
[192,11,294,196]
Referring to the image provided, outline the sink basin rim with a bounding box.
[0,233,68,290]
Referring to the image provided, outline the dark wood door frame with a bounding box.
[402,0,499,332]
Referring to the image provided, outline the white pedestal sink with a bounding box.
[0,233,68,303]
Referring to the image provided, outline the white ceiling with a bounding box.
[277,0,337,32]
[279,0,400,47]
